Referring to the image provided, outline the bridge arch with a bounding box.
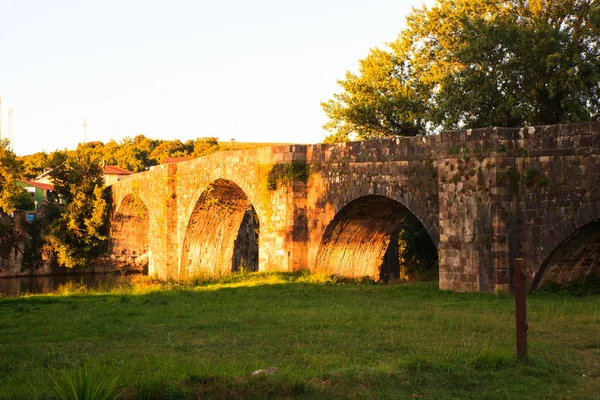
[109,193,150,273]
[531,200,600,289]
[312,177,439,246]
[180,179,259,279]
[313,194,437,281]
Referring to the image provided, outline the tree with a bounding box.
[21,150,68,180]
[0,140,30,213]
[108,139,148,173]
[322,48,428,142]
[323,0,600,142]
[398,214,438,281]
[149,140,191,164]
[192,137,219,157]
[45,150,109,268]
[21,151,49,180]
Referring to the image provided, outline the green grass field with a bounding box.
[0,273,598,399]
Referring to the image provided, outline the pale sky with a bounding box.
[0,0,432,156]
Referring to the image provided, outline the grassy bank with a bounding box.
[0,273,598,399]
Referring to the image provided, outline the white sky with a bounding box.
[0,0,432,156]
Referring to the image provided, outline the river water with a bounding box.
[0,274,130,297]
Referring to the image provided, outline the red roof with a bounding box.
[163,157,192,164]
[20,180,54,191]
[103,165,133,175]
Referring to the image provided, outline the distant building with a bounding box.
[34,168,54,185]
[103,165,133,186]
[16,180,63,221]
[17,180,59,205]
[34,164,133,189]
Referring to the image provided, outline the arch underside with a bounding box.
[314,195,430,279]
[533,220,600,288]
[180,179,258,279]
[110,194,149,272]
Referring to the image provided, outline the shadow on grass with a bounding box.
[122,355,573,400]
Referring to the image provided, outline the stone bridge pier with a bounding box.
[107,122,600,292]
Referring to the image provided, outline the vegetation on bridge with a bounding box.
[0,273,598,399]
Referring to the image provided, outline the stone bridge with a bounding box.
[107,122,600,292]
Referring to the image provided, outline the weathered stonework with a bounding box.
[107,121,600,292]
[106,192,149,273]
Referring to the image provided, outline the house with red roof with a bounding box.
[33,164,133,189]
[15,164,133,221]
[103,165,133,186]
[33,168,55,185]
[16,180,63,221]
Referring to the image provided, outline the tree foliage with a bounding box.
[45,150,110,268]
[323,0,600,142]
[398,214,438,281]
[0,140,31,213]
[322,48,428,142]
[20,136,223,178]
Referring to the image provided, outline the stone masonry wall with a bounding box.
[107,121,600,292]
[436,122,600,292]
[108,166,170,278]
[305,136,440,278]
[109,145,308,280]
[107,193,149,272]
[510,123,600,289]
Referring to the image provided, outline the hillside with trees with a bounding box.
[20,136,287,180]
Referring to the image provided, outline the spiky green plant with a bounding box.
[51,364,122,400]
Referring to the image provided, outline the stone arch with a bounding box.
[311,179,439,248]
[532,218,600,289]
[180,179,259,279]
[531,199,600,288]
[313,195,437,280]
[109,193,150,273]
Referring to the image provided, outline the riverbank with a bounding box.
[0,273,598,399]
[0,272,135,297]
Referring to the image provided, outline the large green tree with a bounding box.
[323,0,600,142]
[45,150,110,268]
[322,48,428,142]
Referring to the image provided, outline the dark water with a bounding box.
[0,274,130,297]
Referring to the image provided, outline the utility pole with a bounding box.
[8,107,14,151]
[83,119,87,144]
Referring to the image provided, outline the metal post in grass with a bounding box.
[514,258,528,357]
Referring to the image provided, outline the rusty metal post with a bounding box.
[514,258,528,357]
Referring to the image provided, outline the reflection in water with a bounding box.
[0,274,130,297]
